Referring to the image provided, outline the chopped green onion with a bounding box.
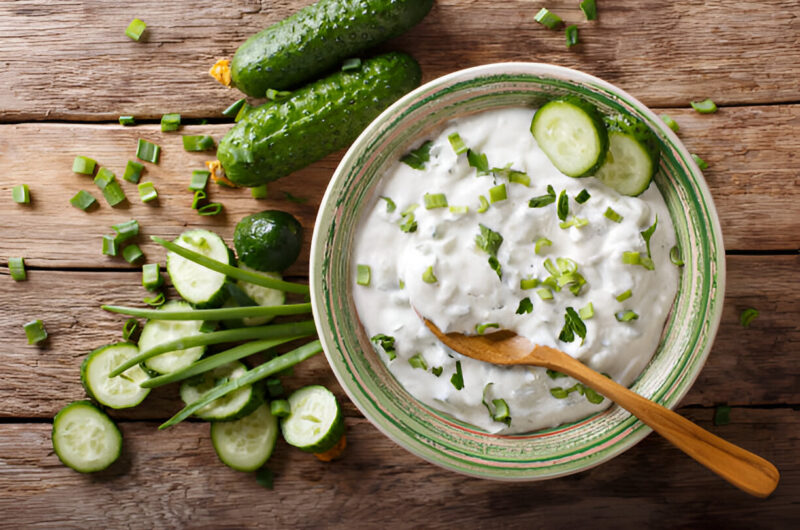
[491,398,511,424]
[265,88,292,101]
[475,224,503,257]
[550,387,569,399]
[160,113,181,132]
[560,216,589,229]
[136,139,161,163]
[422,266,437,284]
[142,292,166,307]
[72,156,97,175]
[739,307,759,328]
[543,258,559,277]
[265,378,284,398]
[112,219,139,243]
[580,0,597,20]
[118,116,135,126]
[556,190,569,221]
[123,160,145,183]
[424,192,448,209]
[534,7,563,29]
[250,184,268,199]
[584,386,604,404]
[537,287,553,301]
[692,153,709,170]
[431,366,443,377]
[641,216,658,258]
[122,244,144,264]
[380,196,396,212]
[547,369,567,379]
[448,132,468,154]
[450,360,464,390]
[398,211,417,233]
[122,318,139,342]
[222,98,246,118]
[449,205,468,214]
[615,310,639,322]
[565,25,579,47]
[235,102,253,122]
[23,319,47,345]
[575,189,591,204]
[516,297,533,314]
[370,333,396,361]
[283,191,308,204]
[520,277,539,290]
[270,399,291,418]
[356,264,371,286]
[558,307,586,344]
[138,181,158,203]
[660,114,680,132]
[398,279,405,289]
[534,236,552,255]
[93,167,115,189]
[12,184,30,204]
[142,263,163,291]
[8,257,26,281]
[102,234,118,256]
[467,149,490,175]
[579,302,594,320]
[408,353,428,370]
[489,183,507,203]
[125,18,146,41]
[182,135,216,152]
[615,289,632,302]
[191,190,206,209]
[197,203,223,216]
[341,57,362,71]
[477,195,489,213]
[604,207,623,223]
[622,251,654,270]
[669,245,684,266]
[691,98,718,114]
[529,185,557,208]
[102,180,126,206]
[508,171,531,187]
[713,405,731,426]
[401,141,433,170]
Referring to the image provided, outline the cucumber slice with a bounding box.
[594,114,661,196]
[81,343,150,409]
[166,229,231,308]
[52,401,122,473]
[280,385,345,453]
[531,98,608,177]
[223,265,287,328]
[140,300,208,375]
[179,361,263,421]
[211,403,278,472]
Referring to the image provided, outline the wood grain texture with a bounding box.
[0,255,797,419]
[1,410,798,528]
[1,1,799,121]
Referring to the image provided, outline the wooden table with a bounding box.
[1,1,798,527]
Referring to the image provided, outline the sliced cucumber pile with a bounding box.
[531,98,608,178]
[81,343,150,409]
[166,229,231,308]
[280,385,345,453]
[594,114,661,196]
[211,403,278,472]
[180,361,262,421]
[139,300,210,375]
[52,401,122,473]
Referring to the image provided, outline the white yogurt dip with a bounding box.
[352,107,679,434]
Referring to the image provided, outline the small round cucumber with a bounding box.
[52,401,122,473]
[180,361,262,421]
[531,98,609,177]
[211,403,278,472]
[166,229,231,308]
[280,385,345,453]
[594,114,661,196]
[140,300,208,375]
[81,343,150,409]
[234,211,303,273]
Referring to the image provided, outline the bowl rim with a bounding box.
[310,62,726,480]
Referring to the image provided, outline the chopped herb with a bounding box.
[691,98,718,114]
[557,190,569,221]
[283,191,308,204]
[622,251,654,271]
[739,308,759,328]
[550,387,569,399]
[516,297,533,314]
[692,153,709,170]
[123,160,145,183]
[476,323,500,335]
[448,132,468,154]
[12,184,30,204]
[508,171,531,187]
[94,167,115,189]
[380,196,396,213]
[270,400,291,418]
[191,190,206,209]
[713,405,731,426]
[575,189,591,204]
[370,334,396,361]
[475,224,503,256]
[222,98,246,118]
[579,302,594,320]
[661,114,680,132]
[560,216,589,229]
[398,279,405,289]
[449,205,469,214]
[450,361,464,390]
[142,263,163,291]
[558,307,587,344]
[641,216,658,259]
[256,468,275,489]
[529,185,557,208]
[8,257,26,281]
[136,139,161,163]
[102,180,126,207]
[401,141,433,170]
[160,113,181,132]
[23,319,47,345]
[604,207,623,223]
[431,366,443,377]
[341,57,362,71]
[489,183,507,203]
[399,211,417,233]
[72,156,97,175]
[198,203,223,216]
[408,353,428,370]
[123,244,144,264]
[102,235,118,256]
[670,245,684,266]
[422,266,438,284]
[534,7,563,29]
[537,288,553,301]
[356,264,371,286]
[143,292,165,307]
[112,219,139,244]
[584,387,604,404]
[467,149,490,175]
[546,370,566,379]
[615,289,633,302]
[138,182,158,203]
[615,310,639,322]
[265,88,292,101]
[580,0,597,20]
[534,236,552,255]
[189,170,210,192]
[118,116,135,126]
[520,277,539,290]
[122,318,139,341]
[482,384,511,426]
[565,25,579,47]
[125,18,146,41]
[424,192,448,209]
[182,135,216,152]
[477,195,490,213]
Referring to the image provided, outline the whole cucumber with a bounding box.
[218,52,421,187]
[231,0,433,97]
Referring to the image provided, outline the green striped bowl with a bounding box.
[310,63,725,480]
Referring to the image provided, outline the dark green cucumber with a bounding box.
[219,52,421,187]
[231,0,433,97]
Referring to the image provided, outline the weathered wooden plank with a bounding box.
[0,409,797,528]
[0,255,796,419]
[1,1,799,122]
[1,107,799,266]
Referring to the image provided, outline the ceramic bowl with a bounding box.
[310,63,725,480]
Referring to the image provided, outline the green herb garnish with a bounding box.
[534,237,552,255]
[579,0,597,20]
[467,149,490,175]
[422,266,437,284]
[489,183,507,203]
[448,132,467,155]
[558,307,586,344]
[136,139,161,163]
[575,189,591,204]
[691,98,718,114]
[401,141,433,170]
[408,353,428,370]
[370,334,396,361]
[475,323,500,335]
[516,297,533,314]
[450,361,464,390]
[670,245,684,266]
[424,192,448,210]
[579,302,594,320]
[356,264,371,286]
[692,153,709,170]
[70,190,97,211]
[739,308,759,328]
[557,190,569,221]
[661,114,680,132]
[534,7,563,29]
[615,310,639,322]
[604,207,623,223]
[8,257,26,281]
[380,196,396,213]
[565,25,579,47]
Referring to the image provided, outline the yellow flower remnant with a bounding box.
[209,59,232,87]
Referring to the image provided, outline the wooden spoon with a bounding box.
[421,317,780,498]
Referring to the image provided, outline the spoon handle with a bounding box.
[548,352,780,498]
